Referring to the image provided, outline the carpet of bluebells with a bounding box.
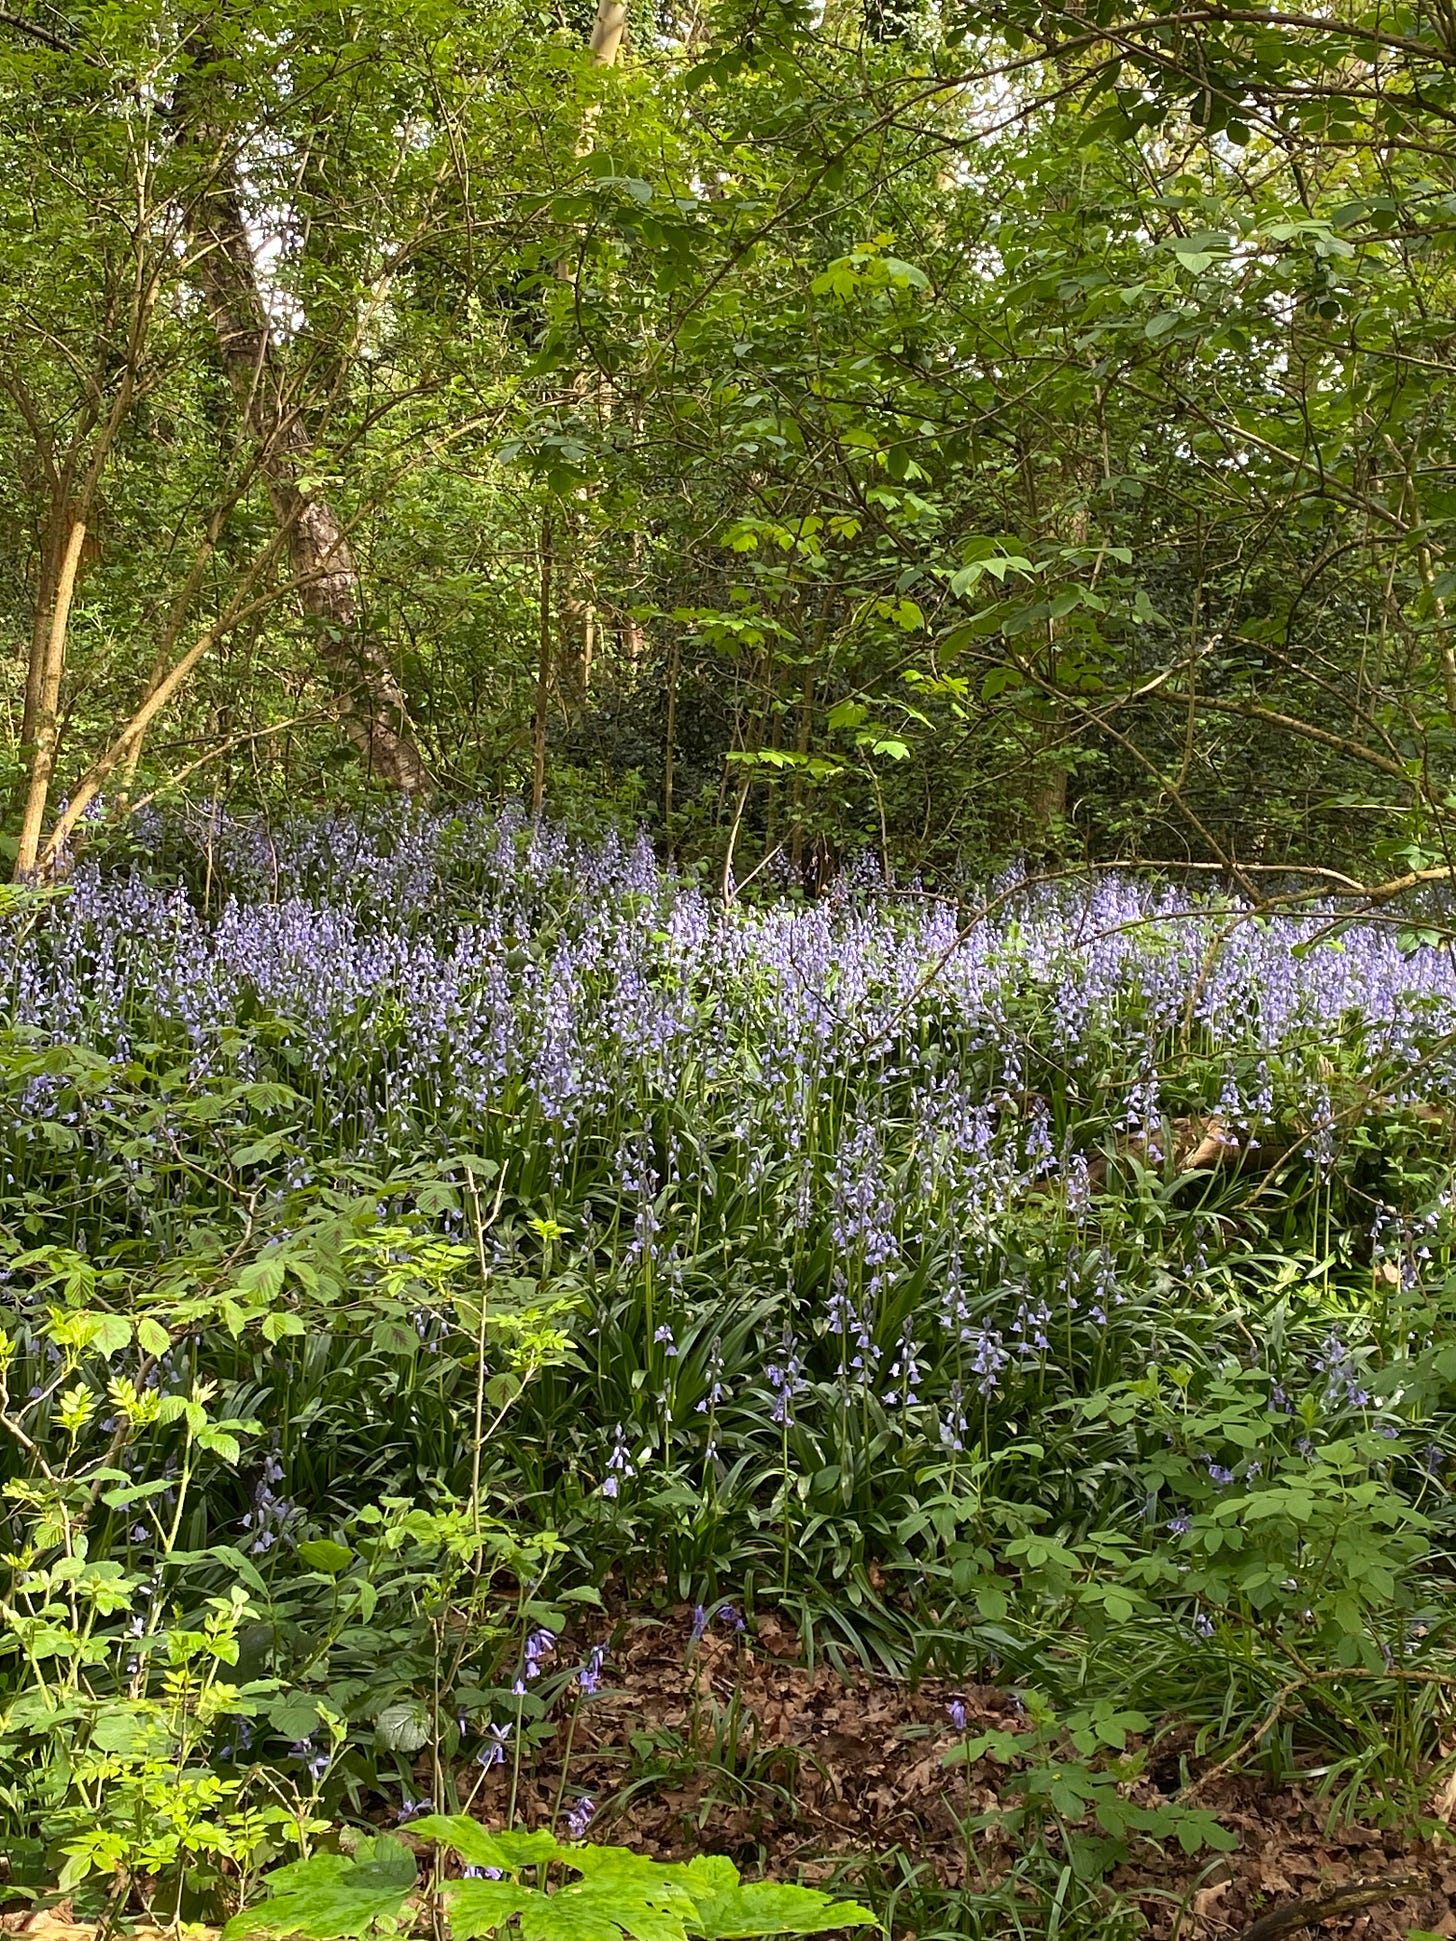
[2,805,1456,1887]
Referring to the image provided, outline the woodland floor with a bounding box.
[5,1610,1452,1940]
[459,1608,1456,1941]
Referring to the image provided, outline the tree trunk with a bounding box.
[176,88,430,794]
[15,519,87,875]
[532,514,553,817]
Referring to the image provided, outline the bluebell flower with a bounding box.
[524,1627,556,1678]
[476,1723,511,1770]
[602,1425,635,1499]
[765,1332,806,1427]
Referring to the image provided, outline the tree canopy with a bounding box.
[4,0,1456,887]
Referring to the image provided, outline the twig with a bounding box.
[1184,1665,1456,1799]
[1237,1869,1429,1941]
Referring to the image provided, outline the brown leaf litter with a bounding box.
[456,1605,1456,1939]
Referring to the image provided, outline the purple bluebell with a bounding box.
[601,1425,635,1499]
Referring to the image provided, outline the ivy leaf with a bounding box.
[223,1838,417,1940]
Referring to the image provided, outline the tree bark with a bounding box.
[15,519,86,876]
[175,78,431,794]
[532,513,553,818]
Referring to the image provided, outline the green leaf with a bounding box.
[414,1816,562,1872]
[224,1840,417,1940]
[684,1879,878,1939]
[135,1315,171,1356]
[267,1695,322,1740]
[375,1699,432,1752]
[297,1539,353,1577]
[89,1312,133,1358]
[1173,1809,1239,1854]
[445,1881,538,1940]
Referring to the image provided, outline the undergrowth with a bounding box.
[0,805,1453,1936]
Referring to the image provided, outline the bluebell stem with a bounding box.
[695,1340,728,1411]
[883,1320,924,1409]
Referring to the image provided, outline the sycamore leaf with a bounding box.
[223,1838,417,1940]
[682,1880,877,1939]
[414,1815,563,1871]
[444,1881,538,1939]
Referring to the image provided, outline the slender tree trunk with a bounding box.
[176,85,430,793]
[790,662,814,870]
[546,0,624,733]
[663,633,680,822]
[532,514,553,818]
[21,500,66,758]
[15,520,87,876]
[588,0,628,67]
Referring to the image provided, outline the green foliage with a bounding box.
[943,1697,1239,1877]
[225,1821,877,1941]
[3,0,1456,870]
